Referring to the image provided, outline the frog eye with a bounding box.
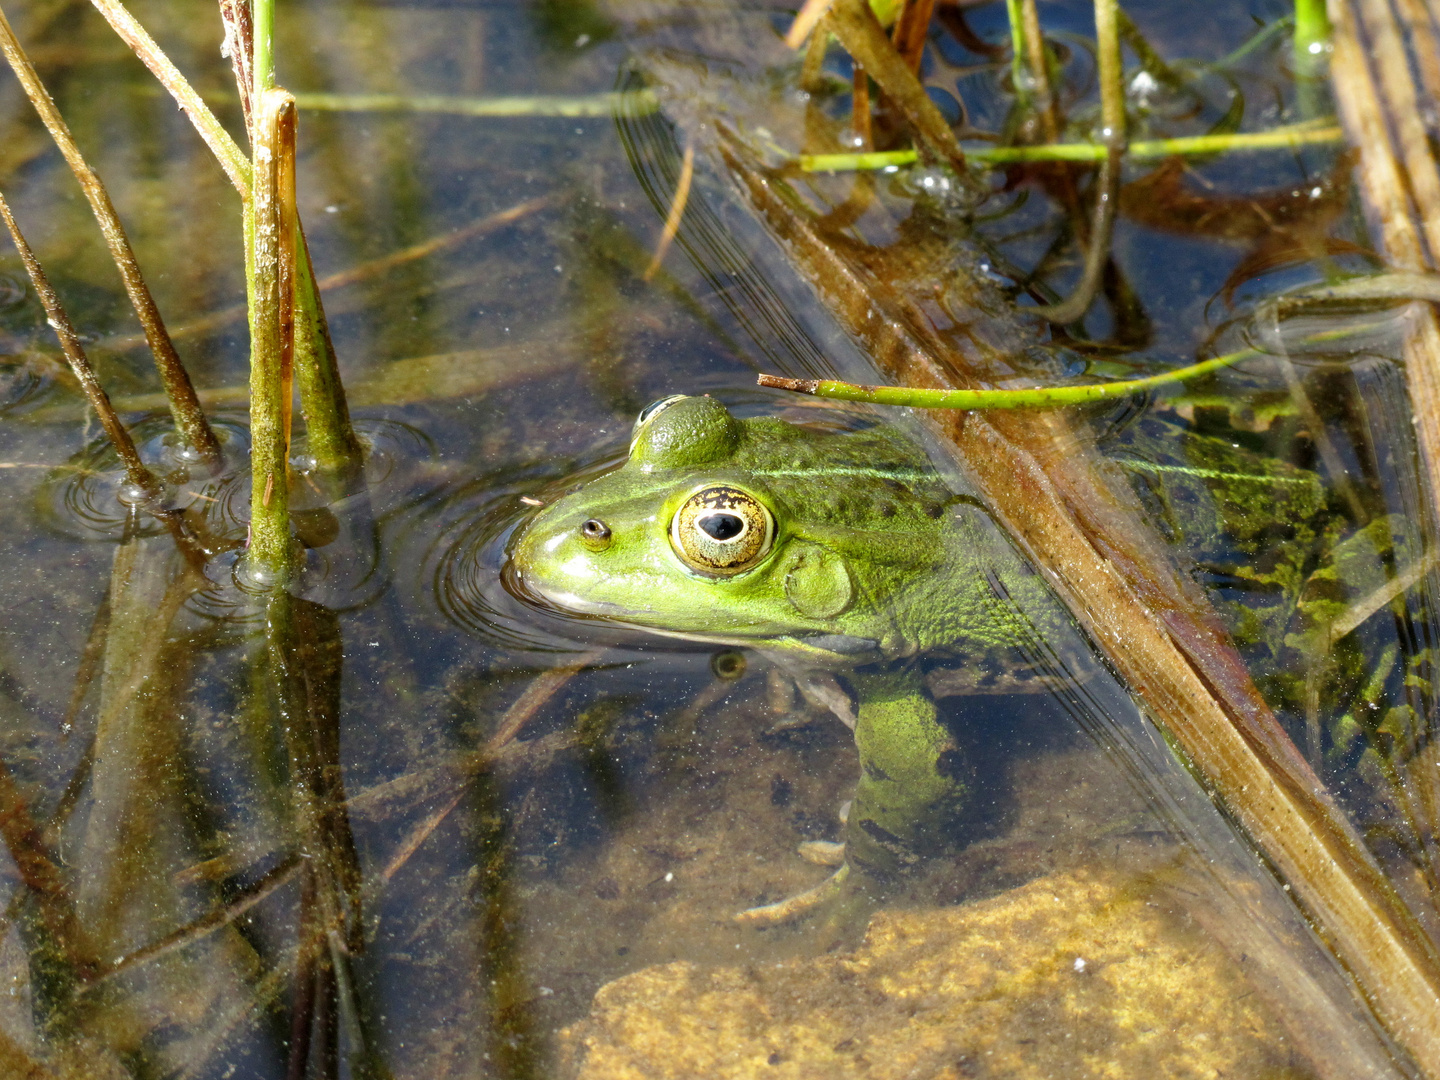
[632,395,687,438]
[670,485,774,577]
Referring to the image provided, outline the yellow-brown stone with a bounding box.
[559,869,1311,1079]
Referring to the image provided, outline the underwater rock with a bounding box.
[559,869,1308,1079]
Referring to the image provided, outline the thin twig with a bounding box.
[378,651,603,884]
[95,855,303,981]
[0,192,160,500]
[785,0,837,49]
[103,196,551,352]
[0,2,223,468]
[87,0,251,196]
[643,142,695,282]
[894,0,937,72]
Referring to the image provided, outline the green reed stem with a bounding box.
[756,319,1384,409]
[244,89,296,583]
[252,0,275,99]
[291,89,659,117]
[1005,0,1030,106]
[1294,0,1331,75]
[1094,0,1125,147]
[294,226,364,481]
[759,347,1259,409]
[800,121,1342,170]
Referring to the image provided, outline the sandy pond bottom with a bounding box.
[478,680,1324,1080]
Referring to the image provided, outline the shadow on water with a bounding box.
[0,0,1436,1076]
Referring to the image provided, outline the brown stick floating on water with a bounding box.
[0,2,223,470]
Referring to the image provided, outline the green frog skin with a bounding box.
[509,394,1061,920]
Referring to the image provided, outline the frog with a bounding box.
[508,393,1067,922]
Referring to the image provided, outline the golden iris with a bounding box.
[670,485,774,576]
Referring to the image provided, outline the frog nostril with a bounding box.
[580,518,612,549]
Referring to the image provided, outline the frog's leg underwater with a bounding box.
[736,667,969,925]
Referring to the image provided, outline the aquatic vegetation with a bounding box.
[0,0,1436,1076]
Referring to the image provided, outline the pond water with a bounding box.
[0,0,1435,1076]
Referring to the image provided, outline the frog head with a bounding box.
[509,395,923,660]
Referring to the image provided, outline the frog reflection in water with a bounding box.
[509,394,1065,922]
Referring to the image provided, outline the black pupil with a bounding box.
[701,513,744,541]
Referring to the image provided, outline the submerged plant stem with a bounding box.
[0,3,223,468]
[644,142,695,281]
[1026,0,1123,323]
[290,89,659,118]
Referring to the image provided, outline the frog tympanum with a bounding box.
[509,394,1064,921]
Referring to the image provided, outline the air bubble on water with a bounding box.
[116,482,151,507]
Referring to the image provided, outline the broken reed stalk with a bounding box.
[0,192,161,504]
[243,0,362,482]
[90,0,365,480]
[0,2,223,470]
[245,89,298,583]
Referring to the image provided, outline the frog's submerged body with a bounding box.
[509,394,1065,917]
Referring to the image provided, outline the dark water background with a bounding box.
[0,0,1431,1076]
